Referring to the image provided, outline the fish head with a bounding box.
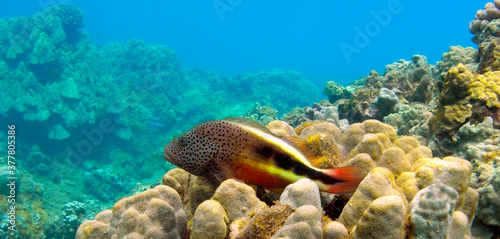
[163,124,219,176]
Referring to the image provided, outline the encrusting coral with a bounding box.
[430,63,500,141]
[234,202,293,239]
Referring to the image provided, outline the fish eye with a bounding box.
[179,137,188,146]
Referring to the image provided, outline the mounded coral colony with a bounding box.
[2,1,500,239]
[78,120,479,238]
[0,4,320,238]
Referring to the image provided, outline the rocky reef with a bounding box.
[332,54,439,123]
[77,119,483,238]
[3,1,500,238]
[0,5,321,238]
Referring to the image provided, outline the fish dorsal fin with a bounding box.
[283,136,323,167]
[283,136,308,150]
[224,117,274,134]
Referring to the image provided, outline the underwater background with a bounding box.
[0,0,500,238]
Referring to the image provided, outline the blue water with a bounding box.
[1,0,483,86]
[0,1,495,238]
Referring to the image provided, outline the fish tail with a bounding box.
[322,167,364,193]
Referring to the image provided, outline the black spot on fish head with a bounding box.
[163,123,220,176]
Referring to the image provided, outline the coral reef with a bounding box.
[190,200,228,239]
[336,54,438,123]
[469,3,500,73]
[272,205,323,239]
[279,178,321,210]
[0,166,53,238]
[295,121,344,168]
[432,117,500,228]
[7,2,500,238]
[235,202,293,239]
[438,46,479,75]
[211,179,267,222]
[372,87,400,117]
[408,183,460,238]
[266,120,297,137]
[281,107,307,128]
[44,4,84,42]
[78,118,481,238]
[429,63,500,142]
[304,101,340,125]
[0,165,20,196]
[470,1,500,42]
[280,101,337,127]
[76,185,187,239]
[61,201,87,238]
[353,195,405,239]
[338,167,404,231]
[382,55,438,103]
[383,103,432,145]
[322,81,352,103]
[0,8,324,237]
[337,87,380,122]
[472,157,500,227]
[281,100,343,129]
[244,102,278,126]
[323,221,348,239]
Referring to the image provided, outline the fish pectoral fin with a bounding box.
[212,170,229,183]
[212,160,237,183]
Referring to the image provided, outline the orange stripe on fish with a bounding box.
[163,117,363,193]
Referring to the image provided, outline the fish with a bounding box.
[147,121,165,131]
[163,117,363,193]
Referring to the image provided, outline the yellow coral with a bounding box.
[432,64,500,136]
[338,167,405,232]
[304,133,340,168]
[399,157,472,206]
[471,71,500,108]
[348,133,391,162]
[443,103,472,124]
[190,200,229,239]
